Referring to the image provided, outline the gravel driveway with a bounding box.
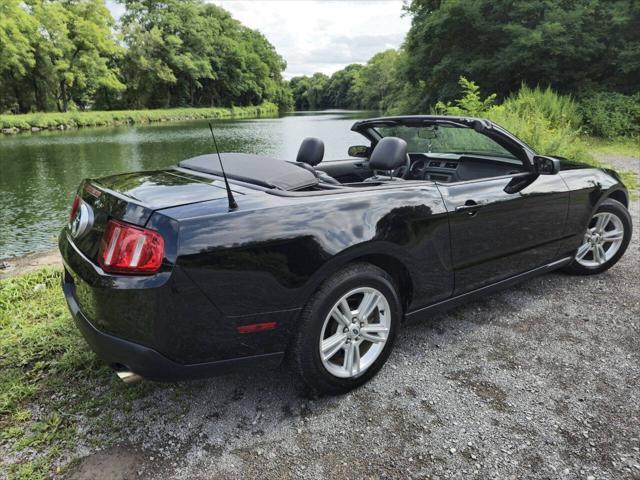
[60,158,640,480]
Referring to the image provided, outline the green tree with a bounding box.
[289,51,404,112]
[324,64,363,109]
[355,49,403,111]
[0,0,37,112]
[0,0,123,113]
[119,0,288,109]
[403,0,640,111]
[289,73,330,110]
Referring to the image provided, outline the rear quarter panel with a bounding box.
[161,184,452,321]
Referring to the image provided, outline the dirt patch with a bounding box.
[68,447,149,480]
[0,249,61,280]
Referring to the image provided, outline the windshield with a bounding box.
[374,124,517,159]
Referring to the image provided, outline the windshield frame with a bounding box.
[370,124,519,160]
[352,116,536,170]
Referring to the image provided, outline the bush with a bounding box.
[489,85,587,161]
[577,91,640,139]
[435,78,587,160]
[432,78,637,191]
[0,103,279,133]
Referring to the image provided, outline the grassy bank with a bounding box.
[586,137,640,159]
[0,103,279,133]
[0,268,155,479]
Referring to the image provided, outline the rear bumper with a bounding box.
[62,276,284,381]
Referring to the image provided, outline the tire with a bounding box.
[563,198,632,275]
[289,263,402,396]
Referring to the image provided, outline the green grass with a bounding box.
[585,136,640,159]
[0,103,279,133]
[583,136,639,194]
[0,268,155,479]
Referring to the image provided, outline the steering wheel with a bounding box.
[373,153,411,180]
[393,154,412,179]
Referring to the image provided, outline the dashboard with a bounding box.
[403,153,525,183]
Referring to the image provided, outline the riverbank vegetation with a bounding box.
[0,103,278,132]
[0,0,293,114]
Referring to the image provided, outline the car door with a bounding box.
[437,172,570,294]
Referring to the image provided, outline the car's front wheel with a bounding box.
[563,198,632,275]
[289,263,401,395]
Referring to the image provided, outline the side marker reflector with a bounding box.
[237,322,278,334]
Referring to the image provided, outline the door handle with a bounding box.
[455,200,482,216]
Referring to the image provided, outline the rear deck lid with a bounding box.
[68,169,234,262]
[179,153,318,191]
[94,169,235,210]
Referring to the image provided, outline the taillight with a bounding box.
[69,195,81,221]
[98,219,164,274]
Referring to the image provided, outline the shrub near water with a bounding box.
[0,103,279,132]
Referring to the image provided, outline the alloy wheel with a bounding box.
[319,287,391,378]
[575,211,625,268]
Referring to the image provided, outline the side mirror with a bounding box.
[348,145,370,158]
[533,155,560,175]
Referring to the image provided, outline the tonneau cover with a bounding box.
[179,153,318,191]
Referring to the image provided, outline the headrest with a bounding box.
[369,137,408,171]
[296,137,325,167]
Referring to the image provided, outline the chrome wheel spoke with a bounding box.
[357,291,380,321]
[353,343,361,374]
[361,324,389,334]
[331,303,351,327]
[596,245,606,264]
[576,242,591,260]
[603,229,623,242]
[321,333,346,361]
[344,343,354,375]
[360,324,388,343]
[592,244,601,263]
[594,213,611,232]
[360,331,385,343]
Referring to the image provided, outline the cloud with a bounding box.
[212,0,411,78]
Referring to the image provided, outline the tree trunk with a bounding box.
[60,80,68,112]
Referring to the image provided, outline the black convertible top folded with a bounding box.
[179,153,318,191]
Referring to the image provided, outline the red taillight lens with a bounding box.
[69,195,81,221]
[98,219,164,274]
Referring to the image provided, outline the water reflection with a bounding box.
[0,111,373,257]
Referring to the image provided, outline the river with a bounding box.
[0,110,373,258]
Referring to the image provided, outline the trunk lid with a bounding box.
[94,169,233,210]
[69,169,231,261]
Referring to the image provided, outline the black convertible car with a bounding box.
[60,115,632,394]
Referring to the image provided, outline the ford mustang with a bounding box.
[59,115,632,394]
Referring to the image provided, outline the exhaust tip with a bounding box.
[116,370,143,384]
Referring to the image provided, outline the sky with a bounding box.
[105,0,412,79]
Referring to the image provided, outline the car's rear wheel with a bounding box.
[563,198,632,275]
[289,263,401,395]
